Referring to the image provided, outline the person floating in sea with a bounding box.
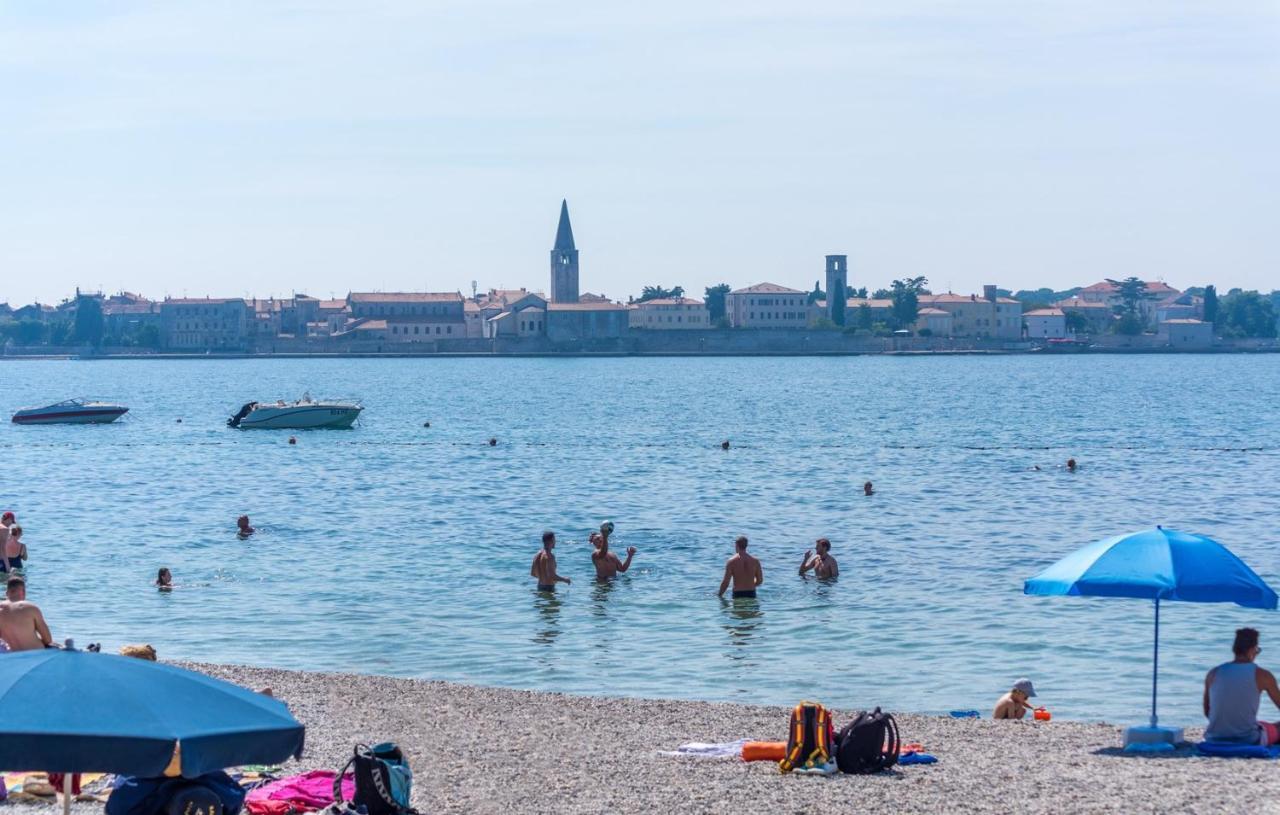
[489,437,498,446]
[531,530,571,592]
[863,481,875,496]
[0,576,53,652]
[591,521,636,580]
[799,538,839,579]
[1066,458,1078,472]
[719,536,763,600]
[3,522,26,574]
[156,568,173,591]
[1204,627,1280,745]
[237,515,255,538]
[993,678,1037,719]
[721,440,730,451]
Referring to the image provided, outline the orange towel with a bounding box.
[742,741,788,762]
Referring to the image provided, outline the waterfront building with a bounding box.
[102,300,160,340]
[726,283,809,328]
[1024,307,1069,339]
[838,298,894,327]
[1159,318,1213,349]
[915,307,953,336]
[347,292,466,342]
[1078,279,1181,327]
[1054,296,1112,333]
[1154,292,1203,324]
[824,255,848,326]
[628,297,711,329]
[159,297,252,350]
[547,302,629,340]
[917,286,1021,339]
[550,200,579,304]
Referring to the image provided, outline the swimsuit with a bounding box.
[537,584,557,592]
[732,590,757,599]
[4,556,19,571]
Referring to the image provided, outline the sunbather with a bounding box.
[1204,627,1280,745]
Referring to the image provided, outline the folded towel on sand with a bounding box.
[659,739,752,759]
[899,752,938,765]
[1197,742,1280,759]
[245,770,354,814]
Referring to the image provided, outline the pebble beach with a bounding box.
[26,662,1279,815]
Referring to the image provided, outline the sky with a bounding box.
[0,1,1277,305]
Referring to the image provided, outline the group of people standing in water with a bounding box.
[0,510,55,652]
[530,522,839,598]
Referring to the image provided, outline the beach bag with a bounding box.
[334,743,415,815]
[835,707,900,775]
[107,772,244,815]
[778,701,835,773]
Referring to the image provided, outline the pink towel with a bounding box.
[245,770,354,813]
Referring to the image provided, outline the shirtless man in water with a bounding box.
[0,576,53,651]
[591,524,636,580]
[799,538,839,579]
[531,531,571,592]
[718,536,763,599]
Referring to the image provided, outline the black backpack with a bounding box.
[334,743,417,815]
[835,708,900,774]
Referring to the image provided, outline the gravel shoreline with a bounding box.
[18,662,1280,815]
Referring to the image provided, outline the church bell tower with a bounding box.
[550,200,579,304]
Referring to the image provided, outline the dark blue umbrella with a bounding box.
[0,649,304,777]
[1025,526,1277,732]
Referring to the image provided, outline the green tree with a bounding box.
[856,303,873,330]
[73,296,105,346]
[1218,291,1276,338]
[48,320,72,345]
[1063,310,1090,335]
[635,285,684,303]
[848,286,868,299]
[1109,277,1148,318]
[1203,285,1218,324]
[889,276,928,330]
[136,323,161,348]
[807,280,825,305]
[704,284,731,322]
[871,288,892,300]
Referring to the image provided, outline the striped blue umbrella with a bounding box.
[1025,526,1277,729]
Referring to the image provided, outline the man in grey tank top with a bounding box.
[1204,628,1280,744]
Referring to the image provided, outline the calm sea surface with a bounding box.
[2,355,1278,725]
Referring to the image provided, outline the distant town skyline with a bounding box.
[2,2,1276,306]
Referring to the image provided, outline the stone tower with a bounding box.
[825,255,848,326]
[550,200,579,304]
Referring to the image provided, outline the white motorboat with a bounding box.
[11,397,129,425]
[227,394,363,429]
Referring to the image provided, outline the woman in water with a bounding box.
[5,525,28,572]
[156,568,173,591]
[237,515,255,539]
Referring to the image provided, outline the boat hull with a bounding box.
[236,406,362,429]
[12,408,128,425]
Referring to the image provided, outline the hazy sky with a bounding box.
[1,1,1276,305]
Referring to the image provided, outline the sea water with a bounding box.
[2,354,1278,725]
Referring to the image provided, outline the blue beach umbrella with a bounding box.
[0,649,304,777]
[1024,526,1277,734]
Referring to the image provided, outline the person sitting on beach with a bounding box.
[156,568,173,591]
[719,536,763,599]
[591,523,636,580]
[799,538,838,579]
[0,576,54,651]
[237,515,255,538]
[531,531,571,592]
[993,678,1037,719]
[5,525,28,572]
[1204,627,1280,745]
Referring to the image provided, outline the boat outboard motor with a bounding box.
[227,402,257,428]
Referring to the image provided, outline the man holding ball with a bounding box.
[591,521,636,580]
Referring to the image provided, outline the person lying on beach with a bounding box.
[156,568,173,591]
[531,531,571,591]
[719,536,763,599]
[237,515,255,538]
[4,525,27,572]
[0,576,54,651]
[591,523,635,580]
[799,538,838,579]
[1204,627,1280,745]
[993,678,1037,719]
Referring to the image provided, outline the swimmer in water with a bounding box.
[591,523,636,580]
[863,481,874,496]
[237,515,255,538]
[718,536,763,599]
[721,440,730,450]
[489,437,498,446]
[531,530,570,592]
[1066,458,1077,472]
[0,512,14,574]
[156,568,173,591]
[799,538,839,579]
[5,526,28,573]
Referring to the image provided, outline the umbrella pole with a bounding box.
[62,772,71,815]
[1151,598,1160,729]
